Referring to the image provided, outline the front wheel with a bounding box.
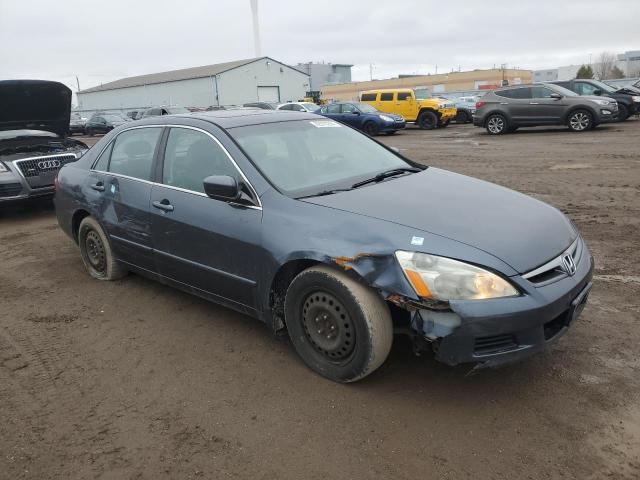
[78,217,127,280]
[285,265,393,383]
[616,104,629,122]
[485,114,508,134]
[363,121,380,136]
[417,110,438,130]
[567,110,593,132]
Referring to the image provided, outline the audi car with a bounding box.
[0,80,87,203]
[55,110,593,382]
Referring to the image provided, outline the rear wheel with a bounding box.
[417,110,438,130]
[78,217,127,280]
[86,127,94,136]
[363,121,380,136]
[285,265,393,383]
[485,114,508,134]
[567,110,593,132]
[616,104,629,122]
[455,110,469,123]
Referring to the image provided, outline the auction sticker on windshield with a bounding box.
[309,120,342,128]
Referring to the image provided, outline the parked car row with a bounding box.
[473,81,634,135]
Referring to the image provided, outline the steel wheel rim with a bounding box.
[85,230,106,273]
[570,112,589,130]
[487,116,504,133]
[302,291,355,360]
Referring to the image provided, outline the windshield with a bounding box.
[546,84,578,97]
[229,119,412,197]
[414,88,432,99]
[356,103,378,113]
[103,115,126,122]
[301,103,320,112]
[167,107,189,114]
[589,80,617,93]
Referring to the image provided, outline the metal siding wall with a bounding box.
[216,60,308,105]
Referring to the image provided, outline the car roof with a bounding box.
[361,88,413,93]
[132,109,318,129]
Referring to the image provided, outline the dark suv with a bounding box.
[474,83,618,134]
[0,80,87,203]
[550,79,640,121]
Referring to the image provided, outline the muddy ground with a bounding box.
[1,121,639,479]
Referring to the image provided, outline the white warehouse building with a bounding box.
[76,57,310,111]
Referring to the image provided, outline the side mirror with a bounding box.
[203,175,240,202]
[593,89,602,96]
[549,93,562,100]
[352,110,360,115]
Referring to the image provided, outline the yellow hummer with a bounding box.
[359,88,457,130]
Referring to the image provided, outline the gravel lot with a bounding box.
[1,121,639,479]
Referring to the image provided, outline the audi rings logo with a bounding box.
[37,159,62,169]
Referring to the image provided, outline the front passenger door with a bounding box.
[150,126,263,311]
[529,86,567,123]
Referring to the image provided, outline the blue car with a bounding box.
[319,102,405,135]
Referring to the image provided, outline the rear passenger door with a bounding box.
[500,87,534,124]
[150,126,263,311]
[90,126,162,271]
[377,92,395,115]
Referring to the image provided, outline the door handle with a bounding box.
[91,182,105,192]
[152,200,174,212]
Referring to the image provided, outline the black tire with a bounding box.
[417,110,438,130]
[485,114,508,134]
[78,217,127,280]
[616,104,629,122]
[567,109,593,132]
[363,122,379,136]
[285,265,393,383]
[86,127,94,136]
[455,110,469,123]
[385,130,397,135]
[439,120,450,128]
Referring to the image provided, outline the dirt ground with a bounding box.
[1,120,639,480]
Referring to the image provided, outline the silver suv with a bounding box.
[473,83,618,134]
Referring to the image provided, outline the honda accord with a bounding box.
[54,110,593,382]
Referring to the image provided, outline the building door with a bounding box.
[257,86,280,102]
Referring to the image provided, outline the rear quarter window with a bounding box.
[360,93,377,101]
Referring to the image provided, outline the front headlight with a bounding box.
[632,96,640,102]
[379,115,394,122]
[593,99,611,106]
[395,251,519,301]
[0,161,8,173]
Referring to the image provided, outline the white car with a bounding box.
[277,102,321,113]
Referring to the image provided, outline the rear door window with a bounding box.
[108,127,162,181]
[397,92,411,101]
[341,104,357,113]
[326,104,341,114]
[497,88,532,99]
[380,93,394,101]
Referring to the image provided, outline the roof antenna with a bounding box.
[250,0,261,57]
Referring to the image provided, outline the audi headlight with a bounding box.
[395,251,519,301]
[379,115,394,122]
[632,96,640,102]
[0,161,9,173]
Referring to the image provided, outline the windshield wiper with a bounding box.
[296,188,354,199]
[351,167,421,189]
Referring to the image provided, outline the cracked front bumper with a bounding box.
[412,243,594,368]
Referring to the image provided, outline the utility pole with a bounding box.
[369,63,373,81]
[75,76,81,92]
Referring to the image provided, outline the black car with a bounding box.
[55,110,593,382]
[551,79,640,121]
[319,102,405,135]
[0,80,87,203]
[141,106,190,118]
[85,113,129,136]
[69,113,87,135]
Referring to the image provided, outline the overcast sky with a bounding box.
[2,0,639,97]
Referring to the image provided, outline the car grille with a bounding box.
[0,183,23,198]
[14,154,77,188]
[474,334,518,356]
[523,237,583,286]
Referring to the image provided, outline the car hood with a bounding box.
[302,168,576,274]
[615,86,640,95]
[0,80,72,137]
